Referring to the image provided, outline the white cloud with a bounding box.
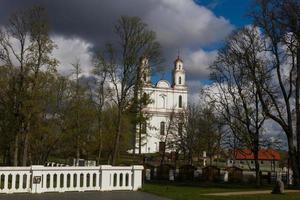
[143,0,232,81]
[52,35,94,76]
[184,49,217,79]
[186,79,203,103]
[145,0,233,49]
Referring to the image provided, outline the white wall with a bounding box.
[139,81,188,154]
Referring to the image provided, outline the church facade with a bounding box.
[137,57,188,154]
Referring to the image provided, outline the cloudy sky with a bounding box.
[0,0,253,99]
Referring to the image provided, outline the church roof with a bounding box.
[156,80,171,88]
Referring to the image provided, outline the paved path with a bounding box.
[204,190,300,196]
[0,191,170,200]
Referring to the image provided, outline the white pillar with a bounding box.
[145,169,151,181]
[169,170,174,181]
[100,165,112,191]
[31,165,44,193]
[224,171,229,182]
[63,173,67,192]
[19,173,23,191]
[132,166,144,191]
[11,173,16,191]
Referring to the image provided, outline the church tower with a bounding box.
[172,56,185,88]
[140,57,151,85]
[135,55,188,154]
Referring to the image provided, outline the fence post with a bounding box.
[100,165,112,191]
[132,165,144,191]
[31,165,44,193]
[224,171,229,182]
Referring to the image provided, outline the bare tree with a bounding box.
[91,52,110,164]
[208,27,267,186]
[100,16,161,165]
[250,0,300,185]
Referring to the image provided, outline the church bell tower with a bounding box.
[140,57,151,85]
[172,55,185,88]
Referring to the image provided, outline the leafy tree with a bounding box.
[0,6,57,166]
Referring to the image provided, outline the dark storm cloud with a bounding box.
[0,0,154,50]
[0,0,234,80]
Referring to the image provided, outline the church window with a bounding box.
[179,76,182,84]
[178,123,183,136]
[179,95,182,108]
[142,93,148,105]
[143,74,147,82]
[142,122,147,134]
[159,142,165,153]
[160,95,166,108]
[160,121,165,135]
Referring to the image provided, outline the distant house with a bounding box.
[227,149,281,172]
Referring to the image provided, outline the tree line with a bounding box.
[0,6,161,166]
[1,0,300,187]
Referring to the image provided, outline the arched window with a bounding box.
[160,95,166,108]
[142,122,147,134]
[160,121,165,135]
[179,95,182,108]
[179,76,182,84]
[142,93,148,105]
[178,123,183,136]
[159,142,165,153]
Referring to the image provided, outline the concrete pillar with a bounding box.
[224,171,229,182]
[145,169,151,181]
[132,165,144,191]
[100,165,112,191]
[31,165,44,193]
[169,169,174,181]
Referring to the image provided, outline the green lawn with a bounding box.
[142,182,300,200]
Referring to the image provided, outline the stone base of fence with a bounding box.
[0,165,143,194]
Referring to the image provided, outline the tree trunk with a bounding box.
[112,109,122,165]
[13,134,19,166]
[22,131,29,166]
[287,135,300,185]
[296,45,300,184]
[76,136,80,166]
[97,114,103,165]
[253,148,261,187]
[97,133,103,165]
[138,121,142,155]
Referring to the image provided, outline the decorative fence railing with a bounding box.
[0,165,143,194]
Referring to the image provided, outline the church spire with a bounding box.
[174,49,183,66]
[172,53,185,87]
[140,56,151,85]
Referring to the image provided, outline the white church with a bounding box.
[138,56,188,154]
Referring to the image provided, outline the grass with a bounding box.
[142,182,300,200]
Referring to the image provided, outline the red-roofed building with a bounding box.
[227,149,281,172]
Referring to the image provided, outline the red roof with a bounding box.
[234,149,281,161]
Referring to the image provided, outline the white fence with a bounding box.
[0,165,143,194]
